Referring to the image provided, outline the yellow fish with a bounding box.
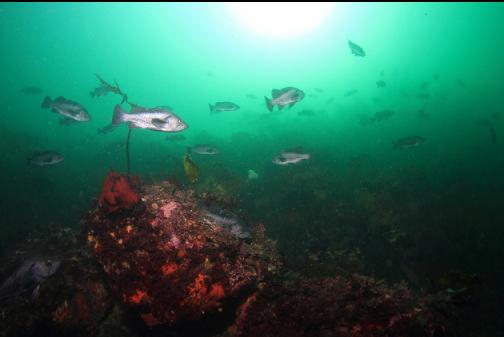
[183,154,199,183]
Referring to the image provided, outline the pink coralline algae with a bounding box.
[160,200,178,218]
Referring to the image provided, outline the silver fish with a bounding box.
[456,79,467,88]
[265,87,305,112]
[112,105,188,132]
[190,145,219,155]
[376,80,386,88]
[272,149,310,165]
[358,115,375,126]
[372,110,395,122]
[42,96,90,122]
[209,102,240,113]
[419,81,430,90]
[0,258,61,302]
[348,40,366,57]
[203,209,250,239]
[344,89,358,97]
[393,136,425,150]
[28,151,64,166]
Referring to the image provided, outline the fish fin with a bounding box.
[288,102,296,109]
[130,106,144,114]
[156,105,173,111]
[265,97,273,112]
[59,117,77,125]
[272,89,281,98]
[120,94,128,105]
[95,73,107,85]
[31,285,40,300]
[54,96,67,103]
[278,104,285,111]
[112,105,126,125]
[41,96,52,109]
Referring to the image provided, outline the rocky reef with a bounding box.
[229,275,453,337]
[86,176,281,328]
[0,171,470,337]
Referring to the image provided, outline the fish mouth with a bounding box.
[177,122,188,131]
[170,126,187,132]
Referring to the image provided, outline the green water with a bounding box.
[1,2,504,331]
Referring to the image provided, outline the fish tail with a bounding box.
[41,96,52,109]
[112,104,126,125]
[265,96,273,112]
[209,103,214,113]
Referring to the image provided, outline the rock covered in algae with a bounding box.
[86,177,281,327]
[229,275,456,337]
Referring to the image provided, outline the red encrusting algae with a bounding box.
[98,170,140,213]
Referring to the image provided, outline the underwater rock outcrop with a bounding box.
[0,172,470,337]
[86,177,281,327]
[229,275,453,337]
